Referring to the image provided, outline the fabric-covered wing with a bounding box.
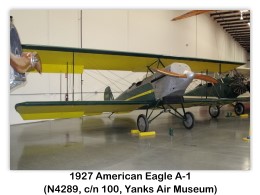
[15,101,151,120]
[22,44,245,73]
[181,96,250,108]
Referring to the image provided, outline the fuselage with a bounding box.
[116,63,195,102]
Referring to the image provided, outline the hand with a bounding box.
[22,52,42,73]
[10,52,31,73]
[10,52,42,74]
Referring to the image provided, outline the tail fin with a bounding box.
[104,86,114,100]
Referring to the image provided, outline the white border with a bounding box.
[2,1,259,194]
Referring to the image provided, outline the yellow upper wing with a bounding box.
[23,44,245,74]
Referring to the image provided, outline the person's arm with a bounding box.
[10,53,31,73]
[10,52,42,74]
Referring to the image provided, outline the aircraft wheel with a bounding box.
[183,112,194,130]
[209,105,220,118]
[137,114,149,132]
[234,103,245,115]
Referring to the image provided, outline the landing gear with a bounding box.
[136,97,195,131]
[183,112,194,129]
[137,114,149,132]
[209,105,220,118]
[234,102,245,115]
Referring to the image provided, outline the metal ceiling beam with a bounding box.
[230,31,250,34]
[226,29,250,33]
[233,37,250,43]
[236,39,250,41]
[228,34,249,38]
[234,37,250,39]
[227,27,250,31]
[220,21,250,26]
[226,31,249,35]
[237,42,250,45]
[230,34,249,37]
[231,38,250,40]
[237,43,250,45]
[217,18,250,23]
[231,32,250,35]
[234,38,250,40]
[232,38,250,41]
[234,39,250,42]
[222,25,249,29]
[212,13,250,20]
[238,39,250,41]
[239,44,250,47]
[210,11,239,16]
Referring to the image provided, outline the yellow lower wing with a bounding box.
[15,101,149,120]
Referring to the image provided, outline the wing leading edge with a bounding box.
[22,44,245,74]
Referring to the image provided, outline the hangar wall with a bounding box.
[10,10,248,125]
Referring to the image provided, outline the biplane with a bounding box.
[170,10,250,118]
[14,44,246,131]
[184,69,250,118]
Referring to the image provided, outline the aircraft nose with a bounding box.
[185,71,195,80]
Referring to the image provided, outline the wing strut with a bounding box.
[72,52,75,101]
[146,58,167,78]
[66,62,69,101]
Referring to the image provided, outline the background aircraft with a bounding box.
[14,44,245,132]
[184,69,250,118]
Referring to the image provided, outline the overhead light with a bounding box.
[240,11,244,20]
[240,10,249,20]
[240,9,249,13]
[248,22,250,26]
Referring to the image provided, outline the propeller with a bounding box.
[171,10,213,21]
[154,68,218,84]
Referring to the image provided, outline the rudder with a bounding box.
[104,86,114,100]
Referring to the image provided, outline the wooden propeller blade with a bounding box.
[194,74,218,84]
[154,68,218,84]
[154,68,187,78]
[171,10,212,21]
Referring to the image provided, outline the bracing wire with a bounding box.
[108,70,134,85]
[96,70,124,92]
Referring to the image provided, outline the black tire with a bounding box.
[183,112,194,130]
[137,114,149,132]
[209,105,220,118]
[234,103,245,115]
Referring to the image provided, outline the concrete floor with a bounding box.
[10,105,250,170]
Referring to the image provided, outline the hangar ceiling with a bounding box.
[172,10,251,53]
[210,10,250,53]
